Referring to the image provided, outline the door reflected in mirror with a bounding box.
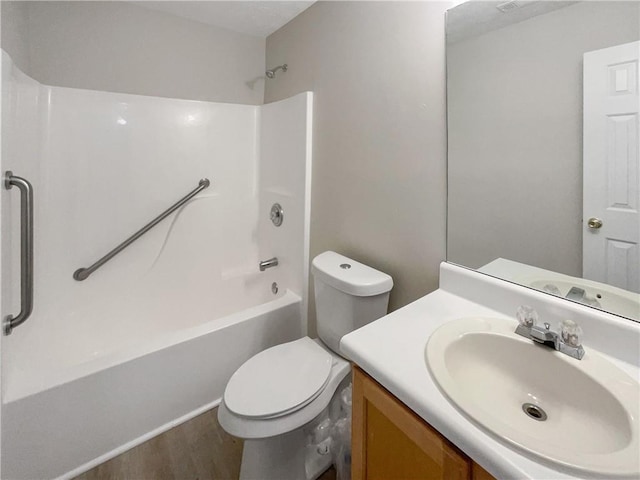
[446,1,640,321]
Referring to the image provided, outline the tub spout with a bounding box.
[259,257,279,271]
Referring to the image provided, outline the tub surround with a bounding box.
[341,262,640,479]
[2,54,313,396]
[1,51,313,480]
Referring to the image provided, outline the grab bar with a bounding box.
[73,178,210,281]
[4,171,34,335]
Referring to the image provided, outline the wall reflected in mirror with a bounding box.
[446,1,640,321]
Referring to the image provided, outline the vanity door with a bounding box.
[352,367,471,480]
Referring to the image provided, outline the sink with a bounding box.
[426,317,640,477]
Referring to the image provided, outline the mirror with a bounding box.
[446,1,640,321]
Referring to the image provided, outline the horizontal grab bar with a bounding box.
[4,171,35,335]
[73,178,210,281]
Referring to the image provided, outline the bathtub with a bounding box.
[2,287,302,480]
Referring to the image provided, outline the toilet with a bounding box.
[218,251,393,480]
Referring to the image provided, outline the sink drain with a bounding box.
[522,403,547,421]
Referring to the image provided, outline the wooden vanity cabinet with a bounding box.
[352,366,495,480]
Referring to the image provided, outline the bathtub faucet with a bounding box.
[259,257,279,271]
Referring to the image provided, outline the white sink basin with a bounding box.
[426,317,640,477]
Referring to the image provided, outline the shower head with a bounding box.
[265,64,287,79]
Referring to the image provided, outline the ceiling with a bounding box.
[132,1,315,38]
[446,0,578,44]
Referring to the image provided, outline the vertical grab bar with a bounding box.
[4,171,34,335]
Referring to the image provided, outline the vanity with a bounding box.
[341,263,640,479]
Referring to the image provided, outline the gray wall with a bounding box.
[1,1,265,104]
[265,1,450,331]
[447,1,640,275]
[0,1,31,75]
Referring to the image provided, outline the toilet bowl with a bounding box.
[218,251,393,480]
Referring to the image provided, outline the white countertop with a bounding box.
[340,262,640,480]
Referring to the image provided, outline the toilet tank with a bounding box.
[312,251,393,354]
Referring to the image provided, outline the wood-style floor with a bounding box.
[74,407,337,480]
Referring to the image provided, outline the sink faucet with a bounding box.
[529,322,557,345]
[514,306,585,360]
[259,257,279,271]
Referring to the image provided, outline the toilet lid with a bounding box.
[224,337,333,419]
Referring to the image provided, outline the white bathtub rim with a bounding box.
[4,289,301,404]
[54,397,222,480]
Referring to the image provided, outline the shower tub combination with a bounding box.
[0,52,313,479]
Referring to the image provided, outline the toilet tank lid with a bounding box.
[311,251,393,297]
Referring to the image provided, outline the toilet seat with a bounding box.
[224,337,333,419]
[218,339,351,440]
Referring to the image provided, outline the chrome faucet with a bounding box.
[528,322,557,345]
[259,257,279,271]
[514,306,585,360]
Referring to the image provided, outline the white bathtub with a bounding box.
[2,288,302,479]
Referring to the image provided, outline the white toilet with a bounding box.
[218,251,393,480]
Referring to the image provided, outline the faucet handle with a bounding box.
[516,305,539,328]
[560,319,583,347]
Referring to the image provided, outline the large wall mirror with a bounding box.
[446,1,640,322]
